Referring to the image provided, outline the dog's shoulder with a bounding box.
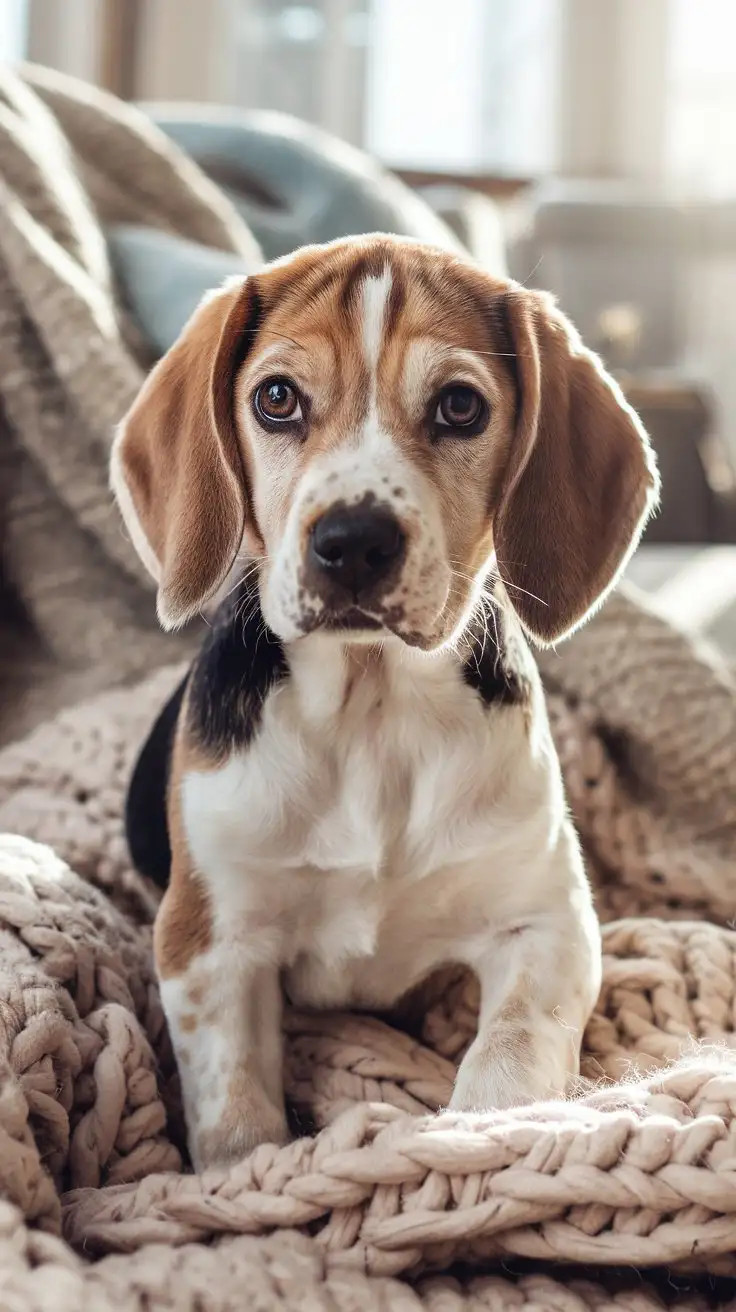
[186,575,289,755]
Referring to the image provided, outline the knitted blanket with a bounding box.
[1,589,735,1311]
[0,64,263,742]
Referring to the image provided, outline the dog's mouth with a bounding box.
[307,604,434,650]
[320,606,384,634]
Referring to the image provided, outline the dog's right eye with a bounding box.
[434,385,485,431]
[254,378,302,424]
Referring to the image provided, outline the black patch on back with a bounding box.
[187,574,289,753]
[461,590,531,709]
[125,675,187,889]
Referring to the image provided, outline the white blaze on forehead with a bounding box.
[361,268,393,381]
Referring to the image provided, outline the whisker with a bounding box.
[233,591,261,632]
[519,255,544,287]
[461,348,531,358]
[238,597,262,629]
[496,577,549,609]
[492,560,549,609]
[488,596,501,659]
[446,561,506,679]
[241,326,306,351]
[252,620,268,661]
[448,562,499,602]
[220,555,267,604]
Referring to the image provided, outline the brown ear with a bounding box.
[494,288,660,645]
[110,279,261,629]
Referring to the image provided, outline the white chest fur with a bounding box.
[180,635,570,1008]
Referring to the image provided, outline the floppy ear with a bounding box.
[494,288,660,645]
[110,279,261,629]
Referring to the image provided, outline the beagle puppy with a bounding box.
[112,235,659,1172]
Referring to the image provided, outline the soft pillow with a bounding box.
[108,107,468,354]
[143,105,466,262]
[108,227,260,358]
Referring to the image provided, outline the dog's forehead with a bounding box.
[256,241,503,360]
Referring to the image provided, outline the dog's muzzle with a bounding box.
[307,502,406,619]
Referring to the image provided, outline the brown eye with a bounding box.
[434,384,485,432]
[254,378,302,423]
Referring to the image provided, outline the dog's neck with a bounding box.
[188,573,531,754]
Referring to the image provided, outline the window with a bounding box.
[233,1,370,144]
[0,0,27,62]
[666,0,736,194]
[365,0,559,173]
[23,0,736,195]
[227,0,560,173]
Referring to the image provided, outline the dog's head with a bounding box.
[111,235,659,649]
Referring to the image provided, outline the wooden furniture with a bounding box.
[621,374,736,545]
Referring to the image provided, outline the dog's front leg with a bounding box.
[155,881,288,1171]
[450,909,601,1114]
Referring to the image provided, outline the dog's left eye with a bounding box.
[434,385,486,431]
[254,378,302,423]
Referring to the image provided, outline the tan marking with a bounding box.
[497,996,531,1027]
[487,996,535,1072]
[180,1013,198,1033]
[155,877,212,981]
[196,1068,289,1167]
[154,717,214,981]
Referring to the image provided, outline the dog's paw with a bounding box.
[191,1104,290,1172]
[449,1040,560,1114]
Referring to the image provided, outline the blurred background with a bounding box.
[6,0,736,189]
[1,0,736,742]
[5,1,736,499]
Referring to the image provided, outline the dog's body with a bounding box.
[114,235,658,1171]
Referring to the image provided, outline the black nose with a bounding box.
[310,505,405,597]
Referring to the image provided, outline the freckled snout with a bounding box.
[309,504,406,601]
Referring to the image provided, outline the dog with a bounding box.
[112,234,659,1171]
